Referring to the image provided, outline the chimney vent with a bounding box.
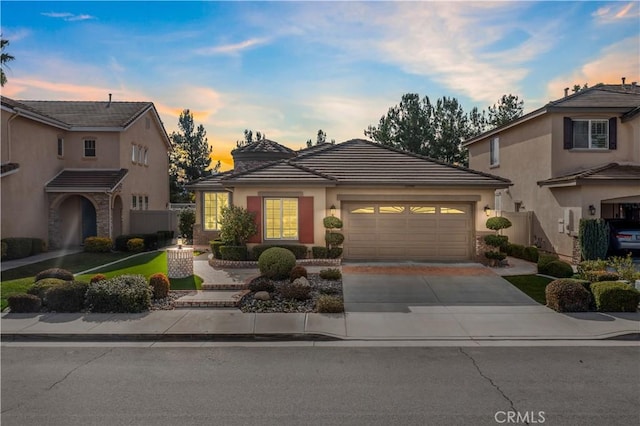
[564,87,569,97]
[621,77,626,87]
[107,93,112,107]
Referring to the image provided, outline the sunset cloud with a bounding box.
[195,38,269,56]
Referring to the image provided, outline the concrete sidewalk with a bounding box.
[2,306,638,342]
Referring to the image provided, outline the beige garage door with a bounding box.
[342,202,473,261]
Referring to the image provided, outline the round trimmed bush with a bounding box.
[591,281,640,312]
[44,280,88,312]
[258,247,296,280]
[545,279,591,312]
[323,216,343,229]
[544,260,574,278]
[316,295,344,313]
[85,274,151,313]
[486,216,512,231]
[34,268,74,282]
[149,273,170,299]
[279,280,311,301]
[126,238,145,253]
[319,268,342,280]
[28,278,67,300]
[484,235,508,249]
[7,293,42,313]
[248,277,276,293]
[289,265,308,282]
[325,232,344,246]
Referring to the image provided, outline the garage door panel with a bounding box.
[343,202,473,261]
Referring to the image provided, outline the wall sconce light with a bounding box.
[177,236,183,249]
[484,205,491,216]
[330,204,336,216]
[588,205,596,216]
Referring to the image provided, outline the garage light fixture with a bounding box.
[484,205,491,216]
[329,204,336,216]
[588,205,596,216]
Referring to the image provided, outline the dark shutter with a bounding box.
[246,196,262,243]
[563,117,573,149]
[298,196,315,244]
[609,117,617,150]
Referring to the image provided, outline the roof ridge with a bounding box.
[285,160,337,181]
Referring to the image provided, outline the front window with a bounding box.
[203,192,229,230]
[265,198,298,240]
[490,137,499,166]
[573,120,608,149]
[84,139,96,157]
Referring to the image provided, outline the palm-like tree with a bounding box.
[1,37,15,87]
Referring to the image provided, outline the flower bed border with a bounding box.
[209,258,341,269]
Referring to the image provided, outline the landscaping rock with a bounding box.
[254,291,271,301]
[292,276,310,287]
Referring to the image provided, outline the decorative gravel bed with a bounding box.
[150,290,195,310]
[239,273,343,313]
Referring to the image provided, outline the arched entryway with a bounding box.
[55,195,98,247]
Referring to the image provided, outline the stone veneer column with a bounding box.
[93,193,111,239]
[47,193,62,249]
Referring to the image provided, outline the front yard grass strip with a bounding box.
[503,274,553,305]
[1,252,131,281]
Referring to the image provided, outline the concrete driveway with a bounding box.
[342,263,538,313]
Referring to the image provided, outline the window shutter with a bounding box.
[298,196,314,244]
[609,117,617,150]
[246,196,262,243]
[563,117,573,149]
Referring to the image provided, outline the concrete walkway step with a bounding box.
[201,283,248,291]
[174,290,249,308]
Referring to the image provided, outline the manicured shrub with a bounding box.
[577,259,608,277]
[84,237,113,253]
[325,231,345,247]
[545,279,591,312]
[591,281,640,312]
[544,260,574,278]
[484,251,507,262]
[220,245,248,261]
[251,244,307,260]
[290,265,308,282]
[537,253,559,274]
[316,295,344,313]
[34,268,74,282]
[85,274,151,313]
[484,235,508,249]
[28,278,68,300]
[522,246,539,263]
[328,247,343,259]
[1,241,7,259]
[258,247,296,280]
[2,237,34,260]
[90,274,108,284]
[210,240,224,259]
[279,280,312,301]
[7,293,42,313]
[584,270,621,282]
[323,216,343,229]
[127,238,145,253]
[156,230,174,248]
[312,246,328,259]
[486,216,512,232]
[248,277,275,293]
[607,253,639,282]
[319,268,342,280]
[504,243,525,258]
[43,281,88,312]
[179,208,196,241]
[579,219,609,261]
[142,234,159,250]
[149,273,170,299]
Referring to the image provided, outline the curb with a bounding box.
[0,333,342,343]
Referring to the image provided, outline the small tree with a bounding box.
[484,216,512,265]
[178,208,195,242]
[323,216,344,258]
[219,205,258,245]
[579,219,609,260]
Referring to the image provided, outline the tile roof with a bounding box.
[537,163,640,186]
[45,169,129,192]
[191,139,511,189]
[2,96,153,128]
[232,139,296,155]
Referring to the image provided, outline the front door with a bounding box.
[81,197,97,241]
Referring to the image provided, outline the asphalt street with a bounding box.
[1,345,638,425]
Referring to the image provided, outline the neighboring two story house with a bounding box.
[1,96,171,249]
[464,82,640,261]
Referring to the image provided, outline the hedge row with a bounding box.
[114,231,175,252]
[545,278,639,313]
[1,237,47,260]
[210,242,344,261]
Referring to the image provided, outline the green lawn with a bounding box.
[2,251,202,311]
[503,275,553,305]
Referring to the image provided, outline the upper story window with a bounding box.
[490,137,499,166]
[143,148,149,165]
[84,139,96,157]
[564,117,617,150]
[203,192,229,230]
[138,145,143,163]
[265,198,298,240]
[131,195,137,210]
[131,145,137,163]
[57,137,64,157]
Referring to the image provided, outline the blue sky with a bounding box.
[1,1,639,169]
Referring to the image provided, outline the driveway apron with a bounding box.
[342,263,538,313]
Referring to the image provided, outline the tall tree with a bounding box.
[169,109,218,202]
[1,36,15,87]
[306,129,335,147]
[431,97,469,165]
[486,94,524,128]
[236,129,265,147]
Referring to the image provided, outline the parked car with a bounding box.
[608,220,640,253]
